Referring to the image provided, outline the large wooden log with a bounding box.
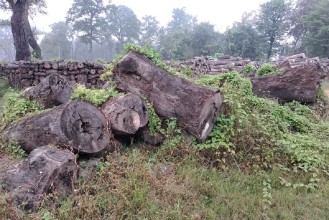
[2,100,111,154]
[24,73,73,108]
[251,60,328,104]
[113,51,223,141]
[101,94,148,135]
[3,146,78,210]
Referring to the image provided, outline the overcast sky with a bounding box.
[20,0,268,33]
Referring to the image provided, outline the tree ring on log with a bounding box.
[60,100,110,154]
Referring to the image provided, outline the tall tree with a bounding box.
[140,15,160,47]
[223,15,264,60]
[40,22,71,60]
[66,0,108,60]
[190,22,222,57]
[159,8,197,60]
[302,0,329,57]
[257,0,291,59]
[0,0,44,61]
[106,5,141,52]
[167,7,197,31]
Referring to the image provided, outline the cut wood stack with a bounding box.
[210,55,251,74]
[167,55,252,76]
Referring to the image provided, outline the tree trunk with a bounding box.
[24,73,73,108]
[26,19,42,59]
[251,60,328,104]
[9,0,42,61]
[10,0,31,61]
[113,51,223,141]
[2,100,111,154]
[101,94,149,135]
[3,146,78,210]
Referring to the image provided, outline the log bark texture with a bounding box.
[113,51,223,140]
[101,94,148,135]
[3,146,78,210]
[2,100,111,154]
[251,60,328,104]
[24,73,73,108]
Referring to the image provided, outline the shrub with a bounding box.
[257,64,280,76]
[194,72,329,187]
[71,84,122,106]
[242,65,256,75]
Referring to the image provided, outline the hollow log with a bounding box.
[113,51,223,141]
[24,73,73,108]
[3,146,78,210]
[251,60,328,104]
[2,100,111,154]
[101,94,149,135]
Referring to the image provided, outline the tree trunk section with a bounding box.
[26,19,42,59]
[112,51,223,141]
[251,60,328,104]
[2,100,111,154]
[101,94,149,135]
[24,73,73,108]
[11,1,31,61]
[3,146,78,210]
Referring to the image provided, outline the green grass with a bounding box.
[1,145,329,219]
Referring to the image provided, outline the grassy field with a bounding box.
[1,65,329,219]
[1,145,329,219]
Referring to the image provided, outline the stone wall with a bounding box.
[0,61,106,88]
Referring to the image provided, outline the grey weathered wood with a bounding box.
[251,60,328,104]
[113,51,223,141]
[101,94,149,135]
[24,73,73,108]
[2,100,111,154]
[3,146,78,210]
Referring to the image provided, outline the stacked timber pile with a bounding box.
[168,55,252,76]
[1,51,328,210]
[209,55,251,74]
[1,51,223,210]
[0,60,105,88]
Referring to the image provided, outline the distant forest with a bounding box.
[0,0,328,62]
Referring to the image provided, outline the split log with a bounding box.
[3,146,78,210]
[2,100,111,154]
[113,51,223,141]
[251,60,328,104]
[24,73,73,108]
[101,94,149,135]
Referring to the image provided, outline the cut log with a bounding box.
[251,60,328,104]
[113,51,223,141]
[101,94,149,135]
[24,73,73,108]
[3,146,78,210]
[2,100,111,154]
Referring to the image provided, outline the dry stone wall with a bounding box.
[0,60,106,88]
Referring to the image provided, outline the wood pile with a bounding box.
[0,60,106,88]
[1,52,328,210]
[168,55,252,76]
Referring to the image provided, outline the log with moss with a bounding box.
[2,100,111,154]
[112,51,223,141]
